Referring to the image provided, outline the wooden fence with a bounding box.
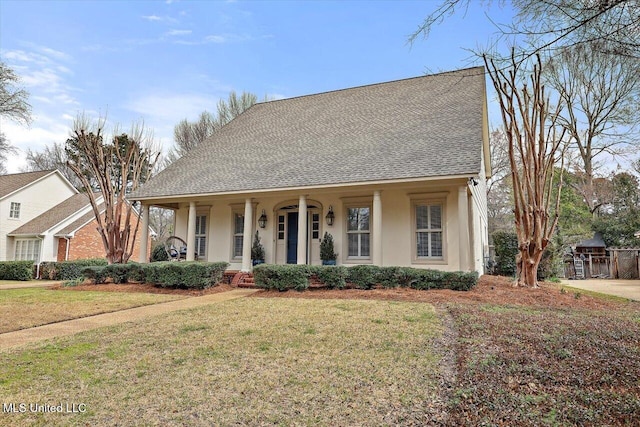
[563,249,640,279]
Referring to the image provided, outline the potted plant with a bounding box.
[320,231,338,265]
[251,230,266,266]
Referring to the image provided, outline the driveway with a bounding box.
[560,278,640,301]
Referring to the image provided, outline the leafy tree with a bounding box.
[165,91,258,164]
[66,114,160,264]
[593,172,640,247]
[485,52,567,287]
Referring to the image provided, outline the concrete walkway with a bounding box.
[560,279,640,301]
[0,281,61,290]
[0,288,260,351]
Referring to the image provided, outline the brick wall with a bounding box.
[61,218,152,262]
[56,238,67,262]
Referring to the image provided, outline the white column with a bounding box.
[187,202,197,261]
[241,198,253,272]
[458,186,470,271]
[297,195,307,264]
[373,190,382,266]
[139,203,150,263]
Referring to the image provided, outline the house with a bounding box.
[131,67,491,274]
[0,170,151,265]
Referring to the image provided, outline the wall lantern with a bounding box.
[325,205,335,226]
[258,209,267,228]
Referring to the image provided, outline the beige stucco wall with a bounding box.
[165,178,486,273]
[0,172,76,261]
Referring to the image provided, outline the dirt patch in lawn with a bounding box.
[49,282,236,296]
[254,275,635,311]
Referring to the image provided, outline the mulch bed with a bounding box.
[50,275,633,311]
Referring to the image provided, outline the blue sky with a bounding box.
[0,0,514,173]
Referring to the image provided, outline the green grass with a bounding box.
[0,288,186,333]
[0,298,443,426]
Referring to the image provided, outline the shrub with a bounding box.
[316,266,348,289]
[251,231,265,263]
[140,262,228,289]
[0,261,34,281]
[253,264,310,291]
[377,267,403,288]
[493,231,519,276]
[320,232,337,263]
[151,244,168,262]
[40,259,108,280]
[346,265,379,289]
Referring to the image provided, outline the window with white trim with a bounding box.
[232,212,244,258]
[346,206,370,258]
[195,215,207,259]
[9,202,20,219]
[14,239,41,262]
[415,203,444,259]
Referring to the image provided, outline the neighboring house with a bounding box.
[0,170,151,265]
[131,67,492,274]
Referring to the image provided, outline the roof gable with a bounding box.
[133,67,488,200]
[0,170,56,200]
[9,193,97,236]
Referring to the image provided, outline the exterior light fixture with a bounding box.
[325,205,335,226]
[258,209,267,228]
[468,177,479,186]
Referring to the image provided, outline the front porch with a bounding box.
[136,179,486,274]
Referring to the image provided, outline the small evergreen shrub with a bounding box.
[253,264,310,291]
[151,244,169,262]
[40,259,108,280]
[0,261,34,281]
[140,262,228,289]
[346,265,379,289]
[320,232,338,264]
[493,231,519,276]
[251,231,266,264]
[316,266,348,289]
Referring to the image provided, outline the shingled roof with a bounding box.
[9,193,93,236]
[133,67,488,200]
[0,170,55,199]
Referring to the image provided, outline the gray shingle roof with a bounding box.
[133,67,487,200]
[9,193,92,235]
[0,170,55,199]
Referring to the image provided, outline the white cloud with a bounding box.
[142,15,163,21]
[166,29,192,37]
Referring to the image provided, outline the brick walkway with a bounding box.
[0,289,260,351]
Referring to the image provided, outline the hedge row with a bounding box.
[0,261,34,281]
[83,261,229,289]
[253,264,478,292]
[40,259,108,280]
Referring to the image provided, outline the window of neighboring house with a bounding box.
[14,239,41,262]
[233,211,244,258]
[346,206,371,259]
[195,215,207,259]
[9,202,20,219]
[414,202,444,260]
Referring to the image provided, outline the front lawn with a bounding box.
[0,298,443,426]
[0,288,186,333]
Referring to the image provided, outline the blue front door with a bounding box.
[287,212,298,264]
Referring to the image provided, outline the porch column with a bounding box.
[139,203,150,263]
[186,201,196,261]
[241,198,253,272]
[373,190,382,266]
[458,186,470,271]
[297,195,307,264]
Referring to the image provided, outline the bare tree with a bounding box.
[66,115,160,264]
[165,91,258,165]
[485,53,567,287]
[487,129,515,234]
[0,133,18,174]
[410,0,640,61]
[544,41,640,216]
[22,142,83,187]
[0,61,31,125]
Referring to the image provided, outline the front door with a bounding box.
[286,212,298,264]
